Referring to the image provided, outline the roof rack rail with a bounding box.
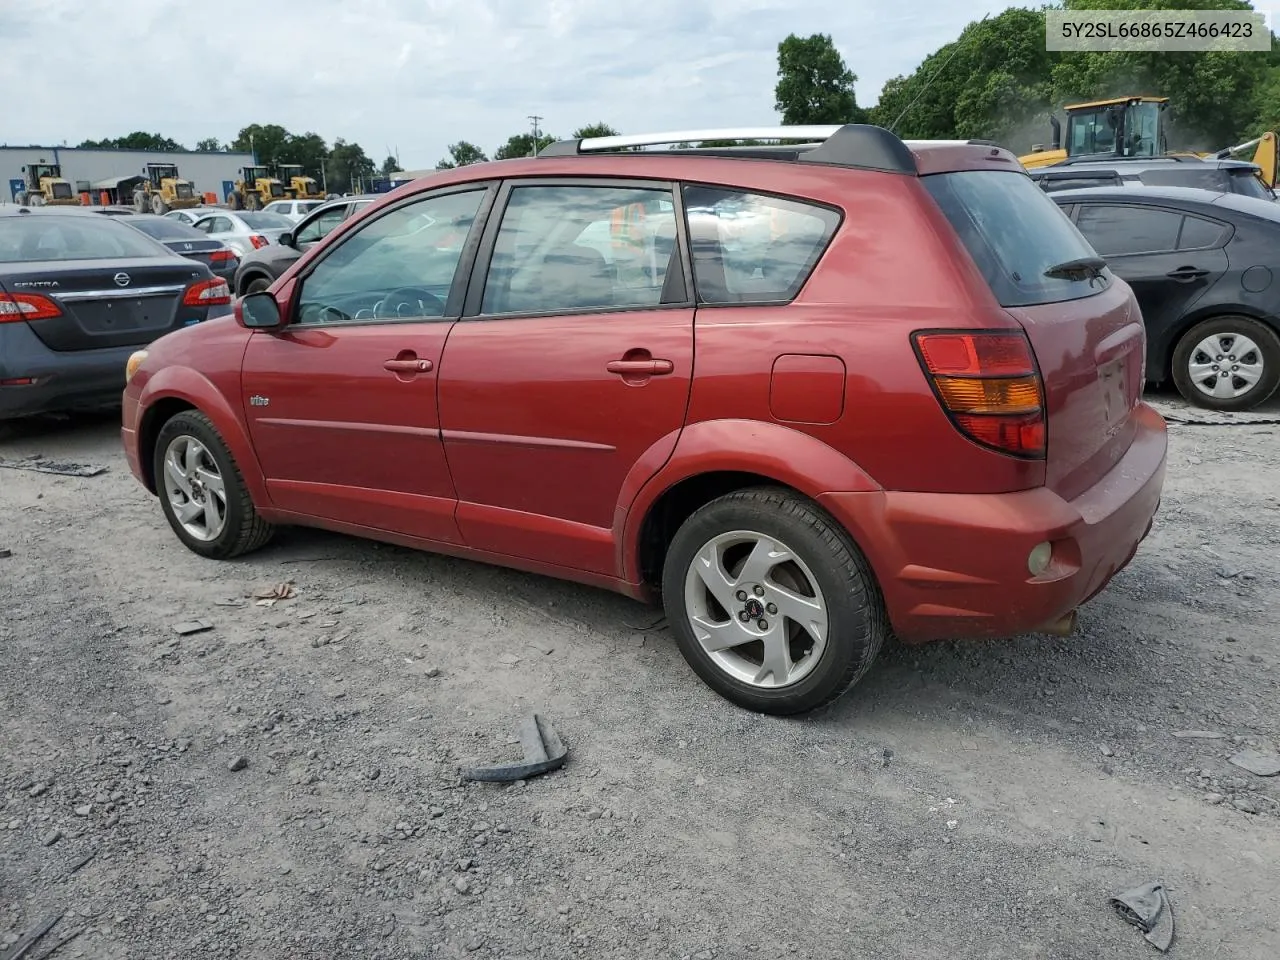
[537,124,920,174]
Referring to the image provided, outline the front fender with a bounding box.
[136,365,269,506]
[616,419,881,583]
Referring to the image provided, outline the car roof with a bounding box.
[1048,183,1280,221]
[0,205,103,218]
[1034,155,1260,174]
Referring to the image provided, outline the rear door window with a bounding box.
[681,186,839,304]
[923,170,1107,307]
[1177,214,1230,250]
[1076,205,1181,256]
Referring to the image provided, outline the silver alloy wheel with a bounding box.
[162,435,228,542]
[683,530,829,689]
[1187,331,1265,400]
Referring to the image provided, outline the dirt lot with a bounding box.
[1,391,1278,960]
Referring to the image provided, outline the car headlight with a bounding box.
[126,350,148,383]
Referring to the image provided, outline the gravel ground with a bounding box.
[1,390,1278,960]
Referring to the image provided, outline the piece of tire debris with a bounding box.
[3,912,63,960]
[460,714,568,783]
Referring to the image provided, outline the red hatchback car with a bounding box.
[121,125,1167,714]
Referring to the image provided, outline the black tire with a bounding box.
[1171,315,1280,412]
[153,410,274,560]
[245,276,272,295]
[227,191,242,210]
[661,487,887,715]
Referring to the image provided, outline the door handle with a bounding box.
[606,359,674,376]
[384,358,432,373]
[1166,266,1209,282]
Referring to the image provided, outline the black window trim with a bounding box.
[1075,200,1231,257]
[679,180,845,308]
[461,176,695,322]
[284,181,499,329]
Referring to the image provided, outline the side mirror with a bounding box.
[235,292,285,330]
[279,232,295,248]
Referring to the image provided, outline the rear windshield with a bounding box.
[127,217,205,241]
[0,215,164,263]
[923,170,1108,307]
[239,212,292,229]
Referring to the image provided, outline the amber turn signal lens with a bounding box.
[932,375,1043,414]
[126,350,148,383]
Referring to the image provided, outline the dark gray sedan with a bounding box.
[123,214,240,286]
[0,207,230,420]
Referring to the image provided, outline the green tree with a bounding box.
[494,132,557,159]
[195,137,222,152]
[78,131,185,151]
[283,132,329,181]
[328,138,376,192]
[381,155,400,175]
[774,34,866,125]
[435,141,489,169]
[231,123,293,166]
[572,122,619,138]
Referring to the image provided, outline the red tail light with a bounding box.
[0,291,62,323]
[912,330,1045,459]
[210,249,236,263]
[249,234,269,250]
[183,278,232,308]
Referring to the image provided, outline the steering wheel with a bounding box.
[374,286,445,319]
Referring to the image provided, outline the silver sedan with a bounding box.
[189,211,294,258]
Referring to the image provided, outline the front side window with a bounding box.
[295,206,348,245]
[1076,204,1182,256]
[296,189,484,325]
[682,186,839,304]
[481,184,679,316]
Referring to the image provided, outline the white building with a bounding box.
[1,145,256,204]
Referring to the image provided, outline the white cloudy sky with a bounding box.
[2,0,1007,168]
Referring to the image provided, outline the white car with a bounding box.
[164,206,222,227]
[263,199,327,223]
[190,210,294,258]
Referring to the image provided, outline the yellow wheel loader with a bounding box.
[133,163,199,215]
[1020,95,1277,190]
[276,164,324,201]
[18,163,79,206]
[225,166,285,211]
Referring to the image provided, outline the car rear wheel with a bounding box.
[245,277,272,295]
[1171,316,1280,411]
[154,410,274,560]
[661,487,887,715]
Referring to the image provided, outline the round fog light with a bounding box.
[1028,541,1053,576]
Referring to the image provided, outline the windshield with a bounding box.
[128,217,206,241]
[0,215,166,262]
[239,212,293,230]
[923,170,1109,307]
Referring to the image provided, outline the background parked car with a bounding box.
[1050,183,1280,410]
[190,210,293,258]
[0,207,229,420]
[1030,155,1274,200]
[164,206,222,227]
[263,199,327,223]
[122,214,240,285]
[232,194,377,294]
[90,205,140,216]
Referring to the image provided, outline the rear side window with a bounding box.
[1228,169,1272,200]
[923,170,1107,307]
[1178,214,1229,250]
[682,186,840,304]
[1076,205,1181,255]
[0,216,163,262]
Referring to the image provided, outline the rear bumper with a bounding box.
[0,326,135,420]
[820,402,1168,643]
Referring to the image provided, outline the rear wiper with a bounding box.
[1044,256,1107,280]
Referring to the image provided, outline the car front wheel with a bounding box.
[154,410,274,559]
[1171,316,1280,411]
[661,487,887,715]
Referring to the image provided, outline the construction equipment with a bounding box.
[276,164,324,200]
[132,163,199,215]
[17,162,78,206]
[1021,95,1279,189]
[225,166,285,211]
